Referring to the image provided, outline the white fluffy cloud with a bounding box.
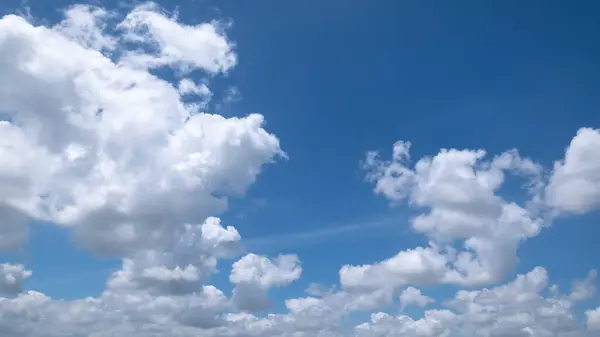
[545,127,600,215]
[356,267,596,337]
[118,2,237,73]
[586,306,600,331]
[0,2,599,337]
[230,253,302,312]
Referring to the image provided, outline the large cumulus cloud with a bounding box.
[0,4,281,255]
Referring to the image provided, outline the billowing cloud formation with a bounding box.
[106,217,241,296]
[350,128,600,292]
[355,143,545,289]
[0,263,31,295]
[0,2,599,337]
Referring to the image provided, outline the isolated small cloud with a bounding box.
[399,286,434,311]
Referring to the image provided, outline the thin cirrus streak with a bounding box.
[21,266,119,292]
[242,215,404,253]
[18,218,402,290]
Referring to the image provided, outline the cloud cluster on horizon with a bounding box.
[0,3,599,336]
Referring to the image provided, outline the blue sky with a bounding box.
[0,0,599,336]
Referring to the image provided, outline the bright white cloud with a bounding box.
[355,310,457,337]
[178,78,212,97]
[340,246,450,291]
[230,253,303,288]
[0,2,598,337]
